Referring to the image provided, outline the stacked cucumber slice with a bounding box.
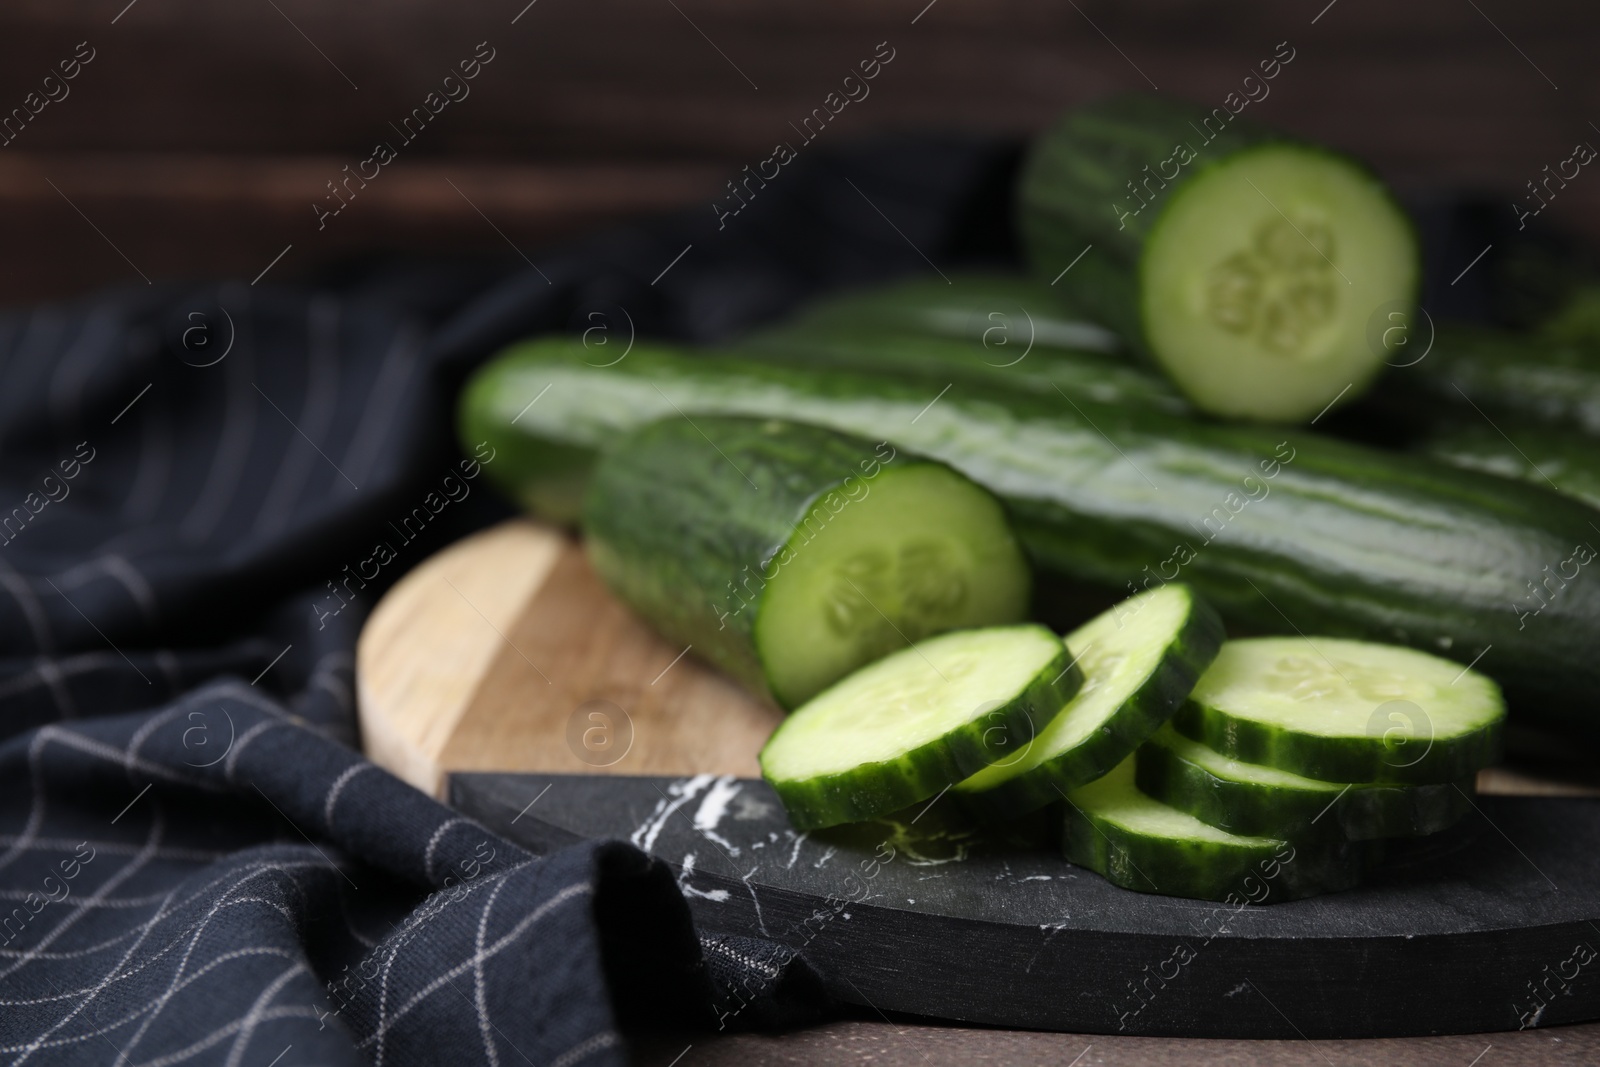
[759,591,1506,903]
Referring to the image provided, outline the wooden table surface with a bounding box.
[634,1019,1599,1066]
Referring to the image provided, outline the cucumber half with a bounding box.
[1019,94,1418,422]
[759,624,1081,830]
[1063,758,1369,903]
[1136,725,1472,841]
[1176,637,1504,785]
[953,583,1223,817]
[584,416,1032,710]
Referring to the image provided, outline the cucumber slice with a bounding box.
[1063,758,1369,902]
[759,624,1081,830]
[1176,637,1504,784]
[1136,725,1472,841]
[584,416,1031,709]
[952,583,1223,816]
[1020,94,1419,422]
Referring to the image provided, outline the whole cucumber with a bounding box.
[460,338,1600,738]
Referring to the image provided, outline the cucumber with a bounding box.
[757,272,1121,354]
[1019,93,1419,422]
[583,416,1031,709]
[1062,758,1369,903]
[759,624,1081,830]
[1136,724,1472,841]
[1403,325,1600,437]
[733,329,1187,414]
[1175,637,1504,784]
[460,339,1600,739]
[1419,421,1600,511]
[953,582,1223,816]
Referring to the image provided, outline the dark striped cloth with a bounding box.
[0,137,1016,1066]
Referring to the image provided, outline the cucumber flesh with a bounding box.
[1142,145,1416,421]
[760,624,1081,830]
[1136,724,1472,841]
[953,583,1222,816]
[1177,637,1504,784]
[755,460,1032,708]
[1063,758,1369,903]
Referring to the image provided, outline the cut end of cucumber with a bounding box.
[1141,144,1417,421]
[756,462,1030,709]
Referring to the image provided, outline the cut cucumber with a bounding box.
[1020,94,1419,422]
[953,583,1223,816]
[1063,757,1369,902]
[1136,724,1472,841]
[584,416,1031,709]
[759,624,1082,830]
[1175,637,1504,784]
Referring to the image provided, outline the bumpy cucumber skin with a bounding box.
[953,585,1224,819]
[1062,797,1370,904]
[1135,727,1473,841]
[1420,421,1600,511]
[1172,695,1503,787]
[458,340,1600,739]
[760,637,1083,831]
[1404,326,1600,438]
[584,416,926,706]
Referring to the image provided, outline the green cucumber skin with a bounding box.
[459,340,1600,738]
[750,272,1123,355]
[1016,94,1414,356]
[1420,421,1600,512]
[733,329,1188,415]
[1406,326,1600,438]
[1134,730,1473,841]
[1061,804,1369,904]
[583,416,911,707]
[1172,697,1503,786]
[954,587,1225,819]
[762,639,1082,831]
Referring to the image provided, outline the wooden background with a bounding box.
[1,0,1596,302]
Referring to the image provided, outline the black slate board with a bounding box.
[451,772,1600,1039]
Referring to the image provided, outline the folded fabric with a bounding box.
[0,135,1017,1065]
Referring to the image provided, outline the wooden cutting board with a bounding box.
[356,518,784,799]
